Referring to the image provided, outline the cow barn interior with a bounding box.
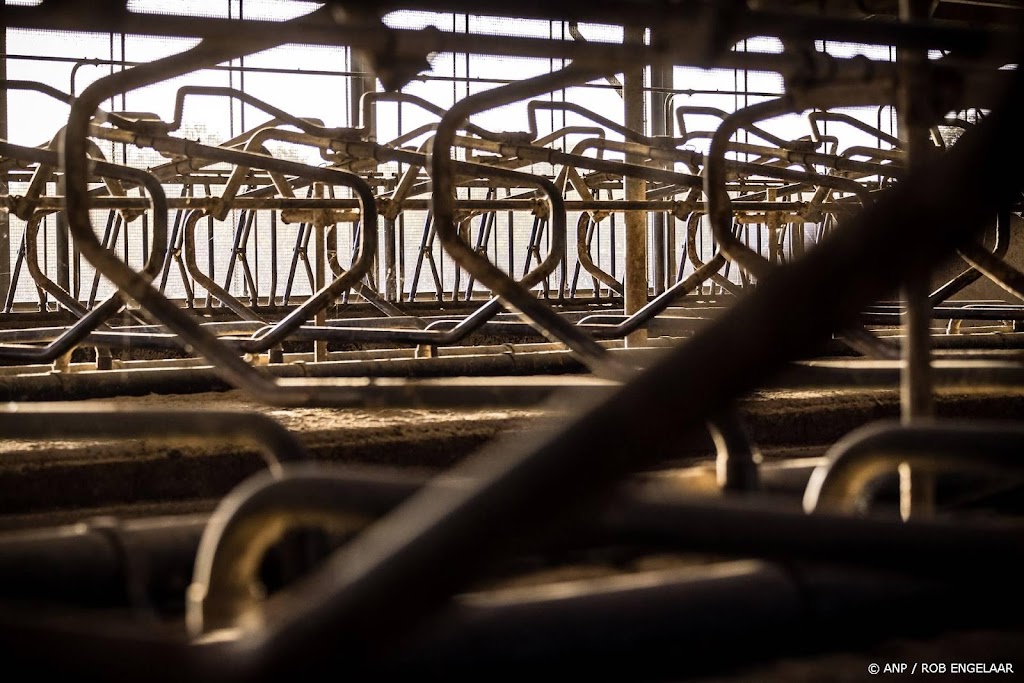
[1,1,1023,680]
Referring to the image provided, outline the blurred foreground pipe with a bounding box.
[242,50,1024,679]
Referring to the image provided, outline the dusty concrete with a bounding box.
[0,386,1020,680]
[2,385,1024,515]
[0,390,546,514]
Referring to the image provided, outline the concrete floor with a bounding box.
[1,383,1022,680]
[3,384,1024,522]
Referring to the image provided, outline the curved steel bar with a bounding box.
[527,101,654,144]
[565,135,884,307]
[188,464,426,636]
[280,130,704,212]
[572,208,737,338]
[73,137,575,351]
[201,126,404,319]
[839,145,905,164]
[0,79,146,133]
[58,51,623,409]
[181,210,267,323]
[59,27,298,372]
[568,136,697,175]
[803,420,1024,514]
[579,252,730,339]
[711,139,904,180]
[706,96,880,281]
[15,135,132,223]
[19,133,142,308]
[532,125,607,148]
[575,213,623,295]
[23,213,89,316]
[163,85,348,138]
[359,91,518,143]
[676,104,808,150]
[704,100,990,363]
[452,134,704,191]
[0,141,167,363]
[81,123,381,358]
[565,136,883,218]
[0,79,76,106]
[377,122,606,160]
[242,154,582,349]
[809,110,901,148]
[0,404,309,477]
[131,128,406,322]
[212,134,299,221]
[685,209,742,296]
[431,64,629,380]
[145,118,322,184]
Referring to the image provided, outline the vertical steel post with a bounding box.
[384,218,398,302]
[314,183,328,362]
[650,61,672,295]
[350,46,382,301]
[349,46,375,138]
[898,0,936,520]
[56,181,71,295]
[624,27,648,347]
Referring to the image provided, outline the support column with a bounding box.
[650,62,673,295]
[898,0,936,520]
[623,27,648,347]
[384,218,397,301]
[313,183,328,362]
[56,175,71,296]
